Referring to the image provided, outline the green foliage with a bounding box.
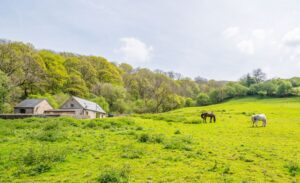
[196,93,210,106]
[285,161,299,177]
[64,71,89,97]
[209,89,225,103]
[185,97,196,107]
[97,166,130,183]
[18,146,67,176]
[121,145,144,159]
[0,71,10,112]
[2,40,300,115]
[276,80,292,97]
[88,56,123,85]
[164,136,193,151]
[29,93,69,108]
[138,133,165,143]
[90,96,110,112]
[39,50,68,93]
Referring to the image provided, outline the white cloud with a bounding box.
[222,26,240,39]
[116,37,153,64]
[237,40,254,55]
[252,29,266,40]
[283,27,300,47]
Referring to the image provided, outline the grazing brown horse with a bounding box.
[201,112,216,123]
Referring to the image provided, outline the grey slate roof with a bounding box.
[72,96,106,113]
[15,99,45,108]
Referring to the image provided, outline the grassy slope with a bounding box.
[0,97,299,182]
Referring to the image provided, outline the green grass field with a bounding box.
[0,97,299,182]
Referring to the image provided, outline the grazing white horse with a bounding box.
[251,114,267,127]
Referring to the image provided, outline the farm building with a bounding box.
[14,99,53,114]
[45,96,106,119]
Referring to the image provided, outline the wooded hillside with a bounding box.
[1,39,300,114]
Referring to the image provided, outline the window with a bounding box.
[20,109,26,113]
[70,103,74,107]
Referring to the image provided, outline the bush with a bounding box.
[138,133,150,143]
[121,145,144,159]
[98,166,130,183]
[33,130,64,142]
[174,129,181,134]
[85,121,97,128]
[43,122,59,131]
[151,134,165,143]
[19,147,67,176]
[135,126,143,131]
[285,161,299,176]
[138,133,165,143]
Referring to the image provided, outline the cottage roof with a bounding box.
[15,99,46,108]
[72,96,106,113]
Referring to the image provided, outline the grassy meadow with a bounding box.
[0,97,299,182]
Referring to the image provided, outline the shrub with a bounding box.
[85,121,97,128]
[98,166,130,183]
[20,147,67,176]
[138,133,150,143]
[43,122,59,131]
[136,126,143,131]
[138,133,165,143]
[174,129,181,134]
[33,130,64,142]
[151,134,165,143]
[285,161,299,176]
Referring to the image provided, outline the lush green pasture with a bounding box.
[0,97,299,182]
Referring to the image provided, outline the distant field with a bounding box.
[0,97,299,182]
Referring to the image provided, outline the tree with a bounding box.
[194,76,208,84]
[88,56,123,85]
[196,93,210,106]
[64,57,98,88]
[252,69,266,83]
[262,81,277,96]
[119,63,133,74]
[224,82,248,98]
[276,80,292,97]
[185,98,196,107]
[92,83,127,112]
[240,74,256,87]
[162,94,185,111]
[64,71,89,97]
[176,78,200,98]
[209,89,225,103]
[39,50,68,93]
[0,71,10,113]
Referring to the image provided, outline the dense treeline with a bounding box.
[0,40,300,114]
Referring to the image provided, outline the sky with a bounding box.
[1,0,300,80]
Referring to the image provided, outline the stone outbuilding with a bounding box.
[45,96,106,118]
[14,99,53,114]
